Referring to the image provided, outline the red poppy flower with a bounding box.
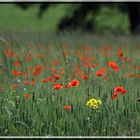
[60,71,65,76]
[54,75,60,81]
[47,76,54,82]
[112,92,119,100]
[23,93,31,100]
[14,60,20,67]
[114,86,127,94]
[4,49,14,58]
[113,91,118,96]
[22,80,30,86]
[32,79,36,85]
[96,71,103,76]
[82,74,88,80]
[118,51,123,57]
[63,105,72,111]
[126,72,134,77]
[108,61,119,71]
[114,86,123,92]
[71,79,79,87]
[33,64,43,76]
[12,69,19,77]
[26,51,31,62]
[95,68,106,76]
[53,83,62,90]
[23,71,28,78]
[35,64,43,72]
[33,71,39,76]
[52,68,57,74]
[112,86,127,100]
[42,78,47,83]
[11,84,19,89]
[121,88,127,94]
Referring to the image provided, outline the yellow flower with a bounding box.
[86,100,94,107]
[92,104,99,109]
[89,98,98,104]
[86,98,102,110]
[97,100,102,105]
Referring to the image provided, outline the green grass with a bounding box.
[0,4,68,32]
[0,33,140,136]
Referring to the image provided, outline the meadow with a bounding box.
[0,32,140,136]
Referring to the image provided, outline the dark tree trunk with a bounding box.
[127,3,140,34]
[58,3,100,32]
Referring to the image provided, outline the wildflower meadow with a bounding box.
[0,33,140,136]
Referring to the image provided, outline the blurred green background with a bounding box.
[0,4,66,32]
[0,3,134,35]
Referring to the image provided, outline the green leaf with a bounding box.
[8,121,19,136]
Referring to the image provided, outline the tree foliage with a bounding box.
[15,3,140,34]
